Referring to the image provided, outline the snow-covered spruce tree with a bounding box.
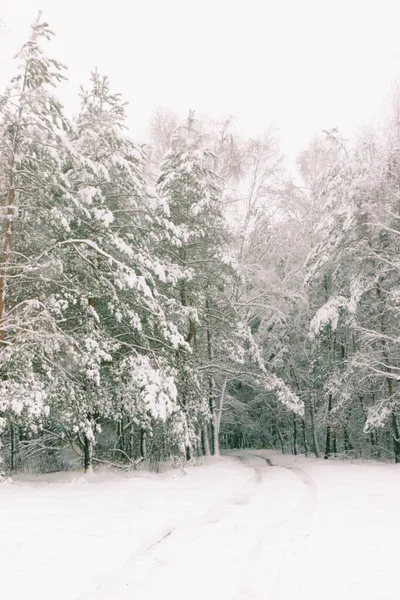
[0,17,83,472]
[0,25,187,474]
[156,117,226,457]
[55,72,188,470]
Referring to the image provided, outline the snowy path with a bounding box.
[2,452,400,599]
[86,453,306,600]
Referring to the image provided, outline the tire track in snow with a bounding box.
[83,453,317,600]
[233,453,318,600]
[267,460,318,600]
[203,456,263,523]
[81,457,261,600]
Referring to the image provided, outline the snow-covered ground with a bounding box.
[1,451,400,600]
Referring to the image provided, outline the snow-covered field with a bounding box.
[1,452,400,600]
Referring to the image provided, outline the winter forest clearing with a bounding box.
[2,3,400,598]
[2,452,400,600]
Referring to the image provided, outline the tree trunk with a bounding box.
[117,419,125,453]
[344,427,353,452]
[140,428,147,459]
[332,429,338,455]
[292,413,298,455]
[185,445,191,461]
[0,187,15,341]
[10,424,18,471]
[324,426,331,459]
[209,376,226,458]
[310,394,320,458]
[209,411,217,455]
[302,418,309,456]
[216,375,227,435]
[212,416,220,456]
[130,424,135,459]
[278,428,285,454]
[206,306,219,456]
[84,434,93,474]
[392,413,400,464]
[201,425,211,456]
[289,364,307,455]
[376,282,399,463]
[370,430,379,459]
[324,394,333,459]
[370,431,375,457]
[202,425,211,456]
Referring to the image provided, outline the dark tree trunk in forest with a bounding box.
[10,424,18,471]
[289,364,307,456]
[332,429,337,455]
[84,434,93,473]
[370,430,380,459]
[310,393,320,458]
[324,426,331,459]
[344,426,353,453]
[117,419,125,453]
[178,265,195,463]
[292,413,298,455]
[201,426,211,456]
[324,394,333,459]
[278,428,285,454]
[140,428,147,459]
[204,425,211,456]
[376,283,400,463]
[302,419,309,456]
[206,300,219,457]
[391,413,400,464]
[130,424,135,459]
[209,393,217,455]
[343,406,353,453]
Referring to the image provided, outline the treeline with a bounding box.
[221,123,400,464]
[2,18,400,477]
[0,18,300,476]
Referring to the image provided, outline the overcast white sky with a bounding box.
[1,0,399,169]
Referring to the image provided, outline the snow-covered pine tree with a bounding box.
[156,115,226,457]
[0,16,80,471]
[56,72,188,469]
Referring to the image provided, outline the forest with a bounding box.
[2,16,400,477]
